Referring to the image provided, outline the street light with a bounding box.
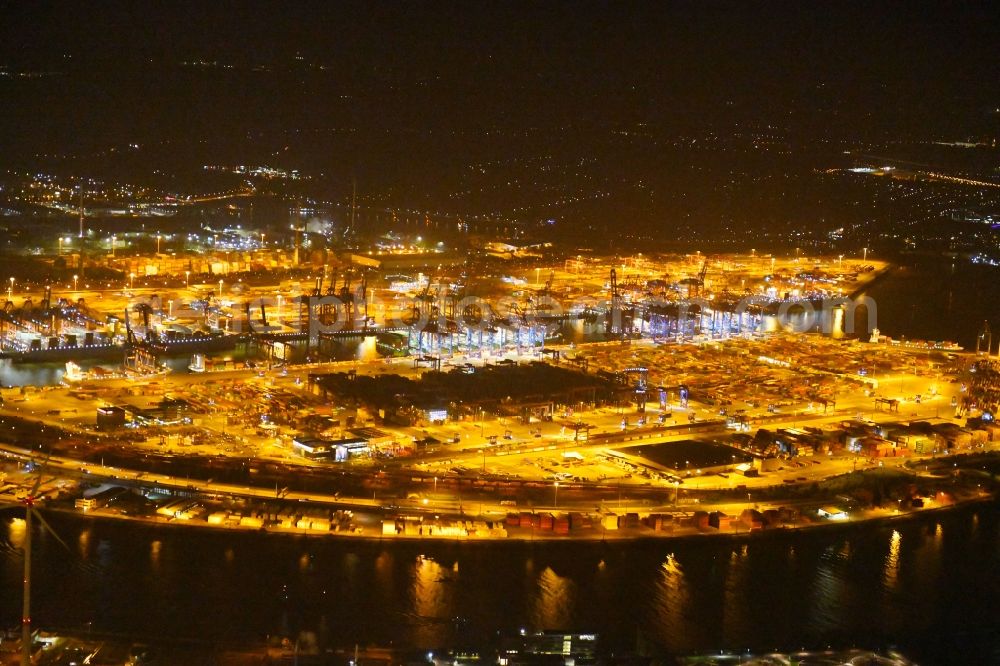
[218,279,224,298]
[73,275,78,291]
[185,270,190,288]
[862,247,868,262]
[553,481,559,507]
[111,234,116,257]
[156,234,162,254]
[7,277,13,300]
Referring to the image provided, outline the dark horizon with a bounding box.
[2,2,998,154]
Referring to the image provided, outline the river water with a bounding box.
[859,255,1000,349]
[1,503,999,663]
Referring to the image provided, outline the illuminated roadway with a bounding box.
[0,389,965,521]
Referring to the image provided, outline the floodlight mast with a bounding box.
[21,494,33,666]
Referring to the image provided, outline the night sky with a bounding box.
[2,2,997,152]
[1,2,998,242]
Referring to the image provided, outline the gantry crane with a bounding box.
[606,268,635,337]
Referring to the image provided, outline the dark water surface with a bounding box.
[2,503,999,663]
[860,256,1000,349]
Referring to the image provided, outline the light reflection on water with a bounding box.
[649,553,690,651]
[0,506,998,663]
[149,539,162,574]
[809,540,852,636]
[7,517,25,550]
[530,566,575,631]
[410,555,457,646]
[883,530,902,590]
[78,528,91,559]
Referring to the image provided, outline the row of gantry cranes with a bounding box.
[606,255,820,341]
[0,286,108,354]
[0,253,835,364]
[288,256,830,358]
[296,256,817,357]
